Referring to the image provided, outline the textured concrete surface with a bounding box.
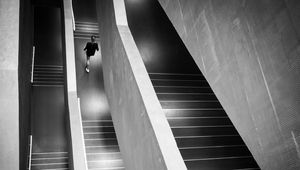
[0,0,19,169]
[158,0,300,169]
[97,0,187,169]
[63,0,88,169]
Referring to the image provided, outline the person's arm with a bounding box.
[84,43,88,51]
[96,43,99,51]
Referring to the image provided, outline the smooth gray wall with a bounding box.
[158,0,300,169]
[19,0,34,169]
[0,0,20,169]
[72,0,97,23]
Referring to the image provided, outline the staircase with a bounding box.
[30,152,69,170]
[74,19,124,170]
[83,119,125,170]
[149,73,260,170]
[33,65,64,87]
[74,21,99,39]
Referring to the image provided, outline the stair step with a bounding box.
[171,125,238,137]
[83,120,114,127]
[86,145,120,153]
[34,72,64,76]
[151,79,209,87]
[86,152,122,161]
[32,169,68,170]
[34,68,63,72]
[33,78,64,82]
[34,67,63,71]
[149,73,204,80]
[82,116,113,122]
[154,86,212,93]
[157,93,217,100]
[31,157,68,164]
[233,168,261,170]
[32,84,64,87]
[31,162,68,169]
[164,109,226,117]
[35,64,63,68]
[33,76,64,80]
[31,152,68,159]
[185,156,259,170]
[74,32,99,39]
[33,72,64,75]
[75,22,98,30]
[85,138,119,147]
[88,167,125,170]
[34,75,64,79]
[83,126,115,133]
[34,70,64,74]
[75,21,98,25]
[168,117,231,126]
[74,27,99,33]
[85,132,117,139]
[34,76,64,80]
[180,145,251,160]
[33,81,64,86]
[88,159,124,169]
[33,77,64,81]
[160,100,222,109]
[33,82,64,85]
[175,135,245,148]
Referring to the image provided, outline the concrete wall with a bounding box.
[158,0,300,169]
[19,0,34,169]
[72,0,97,23]
[62,0,88,169]
[96,0,186,169]
[0,0,20,169]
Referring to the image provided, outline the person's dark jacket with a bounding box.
[84,42,99,56]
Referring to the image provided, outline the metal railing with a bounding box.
[31,46,35,84]
[28,135,33,170]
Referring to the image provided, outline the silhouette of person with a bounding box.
[84,35,99,73]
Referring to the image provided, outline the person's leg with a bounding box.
[85,55,90,73]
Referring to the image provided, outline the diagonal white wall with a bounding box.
[96,0,187,169]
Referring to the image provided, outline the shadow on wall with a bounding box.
[19,0,34,169]
[125,0,200,74]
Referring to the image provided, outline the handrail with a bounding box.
[77,98,88,170]
[28,135,33,170]
[30,46,35,83]
[70,0,75,31]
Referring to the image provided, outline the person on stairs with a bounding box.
[84,35,99,73]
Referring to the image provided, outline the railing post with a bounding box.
[31,46,35,84]
[28,135,32,170]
